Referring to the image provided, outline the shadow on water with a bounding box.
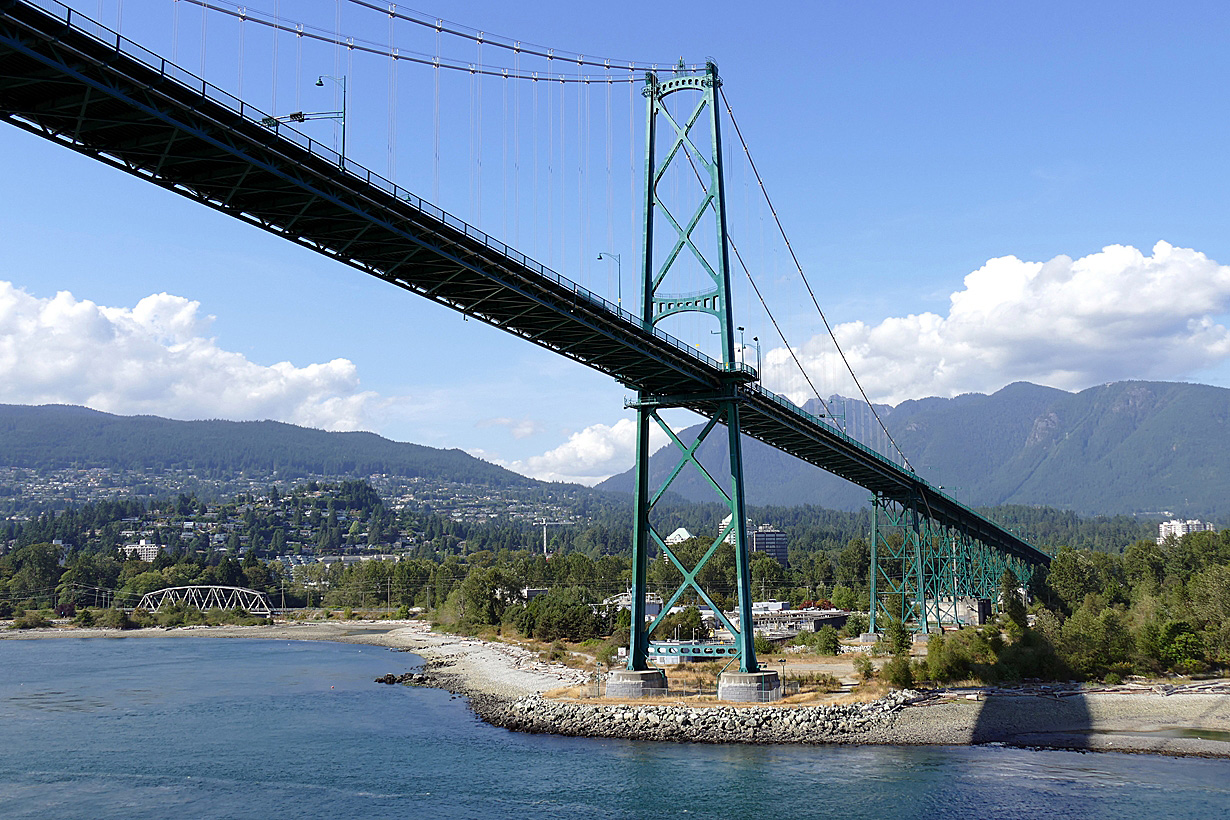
[970,693,1092,751]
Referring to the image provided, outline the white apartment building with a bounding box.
[1157,519,1216,544]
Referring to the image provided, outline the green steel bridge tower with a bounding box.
[607,62,781,701]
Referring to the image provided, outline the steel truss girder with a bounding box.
[870,494,1038,634]
[136,585,273,617]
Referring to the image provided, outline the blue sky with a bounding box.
[4,0,1230,483]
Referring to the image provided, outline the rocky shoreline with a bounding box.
[384,657,1230,758]
[477,690,920,745]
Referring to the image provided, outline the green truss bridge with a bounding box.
[0,1,1048,683]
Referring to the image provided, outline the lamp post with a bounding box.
[315,74,347,163]
[752,336,762,375]
[597,252,621,307]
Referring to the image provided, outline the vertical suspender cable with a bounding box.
[388,4,396,181]
[271,0,279,117]
[605,70,613,300]
[346,39,354,164]
[514,45,521,248]
[433,21,440,204]
[334,0,342,155]
[468,64,475,218]
[579,73,585,283]
[295,23,302,112]
[629,67,635,283]
[532,73,539,264]
[476,34,483,227]
[501,68,508,240]
[200,4,207,76]
[237,6,245,100]
[172,0,179,62]
[546,66,553,268]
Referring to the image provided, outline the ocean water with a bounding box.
[1,637,1228,820]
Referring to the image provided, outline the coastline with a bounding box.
[5,621,1229,758]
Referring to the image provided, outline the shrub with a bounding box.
[879,616,911,655]
[10,611,51,630]
[753,631,774,656]
[882,653,914,689]
[97,608,136,630]
[1160,621,1205,673]
[842,613,869,638]
[813,624,840,655]
[157,602,207,628]
[852,653,875,682]
[73,608,96,627]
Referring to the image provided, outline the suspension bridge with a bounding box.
[0,0,1049,700]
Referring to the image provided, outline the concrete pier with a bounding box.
[605,668,668,698]
[718,670,782,702]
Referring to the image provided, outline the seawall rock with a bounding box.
[473,690,922,745]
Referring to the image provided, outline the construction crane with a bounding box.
[532,520,568,555]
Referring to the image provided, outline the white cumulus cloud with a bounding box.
[765,242,1230,405]
[495,418,670,485]
[0,281,389,430]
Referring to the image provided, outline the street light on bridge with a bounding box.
[315,74,348,164]
[596,252,621,307]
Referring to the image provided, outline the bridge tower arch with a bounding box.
[608,62,779,702]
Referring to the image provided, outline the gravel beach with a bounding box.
[6,621,1229,757]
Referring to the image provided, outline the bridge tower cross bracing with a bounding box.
[611,61,779,702]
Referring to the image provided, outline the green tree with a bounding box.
[999,568,1027,629]
[813,624,840,655]
[1045,547,1097,613]
[6,542,61,605]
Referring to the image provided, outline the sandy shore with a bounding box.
[0,620,590,698]
[5,621,1229,757]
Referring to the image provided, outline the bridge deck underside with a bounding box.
[0,0,1047,568]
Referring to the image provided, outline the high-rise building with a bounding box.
[1158,519,1216,544]
[751,525,788,567]
[719,514,756,546]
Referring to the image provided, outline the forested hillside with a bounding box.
[0,404,534,487]
[598,380,1230,518]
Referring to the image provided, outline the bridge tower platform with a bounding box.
[607,62,779,702]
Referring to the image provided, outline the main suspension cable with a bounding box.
[720,87,913,471]
[346,0,693,73]
[184,0,658,83]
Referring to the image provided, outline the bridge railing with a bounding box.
[744,382,909,471]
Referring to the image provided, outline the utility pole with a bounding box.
[532,520,567,555]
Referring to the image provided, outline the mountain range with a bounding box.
[2,379,1226,517]
[0,403,534,488]
[595,380,1230,517]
